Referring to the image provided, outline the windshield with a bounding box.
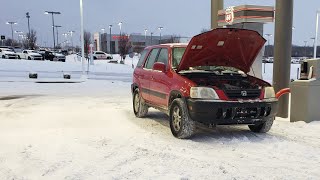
[172,47,186,69]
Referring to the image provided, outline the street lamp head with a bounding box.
[101,28,105,31]
[44,11,49,14]
[118,22,122,26]
[144,29,148,32]
[6,22,17,25]
[158,27,163,30]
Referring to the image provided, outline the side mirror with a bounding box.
[153,62,166,73]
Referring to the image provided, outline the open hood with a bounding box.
[177,28,266,73]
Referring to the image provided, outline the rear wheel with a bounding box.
[2,55,5,59]
[170,98,195,139]
[133,89,148,118]
[93,56,97,60]
[18,55,21,59]
[249,116,275,133]
[28,57,31,60]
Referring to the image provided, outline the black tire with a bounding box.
[249,116,275,133]
[28,57,31,60]
[2,55,5,59]
[18,55,21,59]
[169,98,195,139]
[93,56,97,60]
[133,89,148,118]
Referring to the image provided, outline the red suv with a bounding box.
[132,28,278,139]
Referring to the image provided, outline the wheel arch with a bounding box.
[131,83,139,94]
[168,90,184,108]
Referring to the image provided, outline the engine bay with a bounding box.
[180,71,268,90]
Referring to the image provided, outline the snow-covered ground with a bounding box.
[0,56,319,179]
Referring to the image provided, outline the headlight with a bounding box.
[190,87,219,99]
[264,87,275,99]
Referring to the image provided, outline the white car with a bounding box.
[18,50,43,60]
[0,48,19,59]
[92,51,113,60]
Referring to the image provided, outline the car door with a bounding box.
[22,50,28,59]
[149,48,171,107]
[141,48,160,103]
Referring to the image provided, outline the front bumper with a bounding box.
[187,99,278,125]
[4,55,18,59]
[31,56,43,60]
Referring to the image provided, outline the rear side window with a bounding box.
[137,49,148,68]
[145,48,160,69]
[156,48,168,66]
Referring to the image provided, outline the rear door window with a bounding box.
[137,49,148,68]
[145,48,160,69]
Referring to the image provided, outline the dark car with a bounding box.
[131,28,278,139]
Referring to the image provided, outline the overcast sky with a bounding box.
[0,0,319,47]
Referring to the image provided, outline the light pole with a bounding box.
[80,0,85,76]
[144,29,148,46]
[109,25,112,54]
[151,32,153,45]
[54,25,62,48]
[45,11,61,50]
[265,34,273,57]
[68,31,75,51]
[314,10,320,58]
[158,27,163,44]
[118,22,123,36]
[26,12,31,36]
[101,28,106,52]
[6,22,17,45]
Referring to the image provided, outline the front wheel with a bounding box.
[133,89,148,118]
[249,116,275,133]
[2,55,5,59]
[170,98,195,139]
[28,57,31,60]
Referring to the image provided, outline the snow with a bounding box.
[0,57,319,179]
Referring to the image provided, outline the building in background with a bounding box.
[93,33,187,54]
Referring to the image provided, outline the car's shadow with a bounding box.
[129,110,285,143]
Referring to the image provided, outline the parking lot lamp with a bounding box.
[158,27,163,44]
[109,25,112,53]
[6,22,17,44]
[118,22,123,36]
[144,29,148,45]
[314,10,320,58]
[44,11,61,50]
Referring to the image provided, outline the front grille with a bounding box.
[224,89,261,99]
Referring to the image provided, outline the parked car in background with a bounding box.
[0,48,19,59]
[52,52,66,62]
[132,28,278,139]
[17,50,43,60]
[44,51,55,61]
[92,51,113,60]
[43,51,66,62]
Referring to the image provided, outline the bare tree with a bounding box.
[118,34,132,63]
[22,29,37,49]
[201,28,210,33]
[83,30,92,58]
[4,39,19,47]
